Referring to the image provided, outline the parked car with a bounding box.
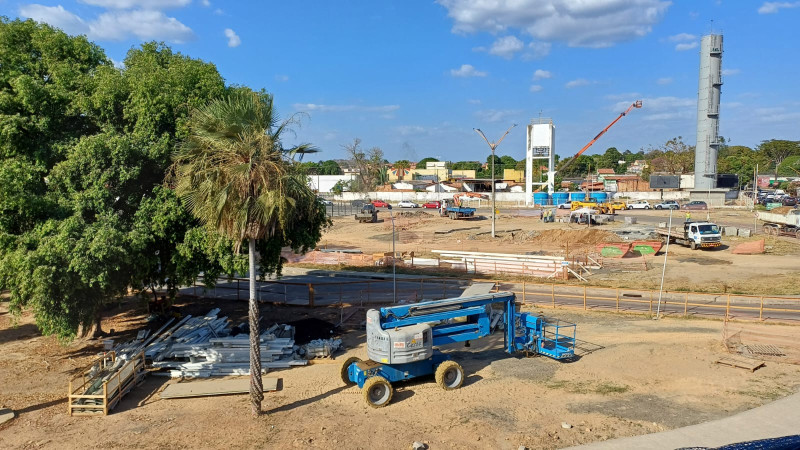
[781,196,798,206]
[557,200,572,209]
[681,201,708,210]
[371,200,390,208]
[317,197,333,206]
[397,200,419,208]
[655,200,680,210]
[422,201,441,209]
[609,201,627,211]
[627,200,651,210]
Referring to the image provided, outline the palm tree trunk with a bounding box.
[248,238,263,416]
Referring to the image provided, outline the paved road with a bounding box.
[180,269,800,322]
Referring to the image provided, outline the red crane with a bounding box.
[559,100,642,173]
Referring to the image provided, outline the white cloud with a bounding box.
[450,64,487,77]
[395,125,430,136]
[275,74,289,82]
[722,68,741,76]
[214,8,224,15]
[224,28,240,47]
[79,0,191,9]
[754,106,800,122]
[293,104,401,113]
[474,109,521,123]
[675,42,698,51]
[437,0,671,48]
[489,35,524,58]
[522,41,551,59]
[529,85,543,93]
[565,78,594,88]
[605,92,641,101]
[467,99,482,104]
[758,2,800,14]
[201,0,211,6]
[532,69,552,80]
[667,33,696,42]
[656,77,673,85]
[19,4,87,35]
[20,4,195,43]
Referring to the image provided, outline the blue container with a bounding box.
[533,192,550,205]
[569,192,586,201]
[589,192,608,202]
[552,192,569,205]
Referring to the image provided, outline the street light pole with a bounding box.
[474,124,517,238]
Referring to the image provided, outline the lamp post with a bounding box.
[655,206,673,320]
[474,124,517,238]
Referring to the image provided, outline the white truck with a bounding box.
[655,221,722,250]
[757,209,800,238]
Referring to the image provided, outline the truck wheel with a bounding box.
[363,376,393,408]
[340,356,361,386]
[435,360,465,391]
[690,241,697,250]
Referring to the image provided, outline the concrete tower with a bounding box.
[694,34,723,190]
[525,119,555,205]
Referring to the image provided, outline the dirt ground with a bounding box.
[318,208,800,295]
[2,295,800,450]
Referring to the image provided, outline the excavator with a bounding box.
[439,192,487,220]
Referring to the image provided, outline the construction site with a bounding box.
[2,18,800,450]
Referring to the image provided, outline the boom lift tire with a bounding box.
[435,360,465,391]
[363,376,393,408]
[340,356,361,385]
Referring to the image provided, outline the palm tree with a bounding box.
[171,89,317,415]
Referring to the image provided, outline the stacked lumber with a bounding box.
[433,250,564,278]
[68,351,146,416]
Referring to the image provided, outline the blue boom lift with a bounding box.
[341,291,577,407]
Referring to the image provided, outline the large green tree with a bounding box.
[417,157,439,169]
[758,139,800,182]
[0,19,240,339]
[171,89,327,415]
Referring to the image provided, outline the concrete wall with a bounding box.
[611,191,689,201]
[308,174,357,193]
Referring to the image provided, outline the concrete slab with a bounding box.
[0,408,15,425]
[160,377,279,399]
[570,392,800,449]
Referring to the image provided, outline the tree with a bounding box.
[171,89,327,416]
[393,160,411,180]
[499,155,517,169]
[758,139,800,182]
[417,157,439,169]
[452,161,481,171]
[319,160,342,175]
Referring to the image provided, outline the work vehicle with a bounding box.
[354,204,378,223]
[422,201,441,209]
[440,192,485,220]
[682,201,708,210]
[655,200,680,210]
[571,200,616,215]
[569,208,611,225]
[655,221,721,250]
[371,200,390,208]
[627,200,651,210]
[341,291,576,407]
[758,208,800,238]
[557,200,572,209]
[397,200,418,208]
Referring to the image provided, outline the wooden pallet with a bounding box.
[714,356,765,372]
[68,351,146,416]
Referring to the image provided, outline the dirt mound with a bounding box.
[768,206,796,215]
[531,229,623,246]
[396,210,432,218]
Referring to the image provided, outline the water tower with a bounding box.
[525,119,555,205]
[693,34,723,192]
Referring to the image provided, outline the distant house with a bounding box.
[627,160,648,174]
[597,168,615,175]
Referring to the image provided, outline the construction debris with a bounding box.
[714,356,765,372]
[0,408,15,425]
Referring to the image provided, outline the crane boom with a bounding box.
[559,100,642,173]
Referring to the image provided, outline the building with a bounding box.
[627,160,648,174]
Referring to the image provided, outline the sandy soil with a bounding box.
[317,208,800,295]
[2,296,800,450]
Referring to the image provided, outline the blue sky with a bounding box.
[4,1,799,163]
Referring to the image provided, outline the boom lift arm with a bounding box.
[559,100,642,174]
